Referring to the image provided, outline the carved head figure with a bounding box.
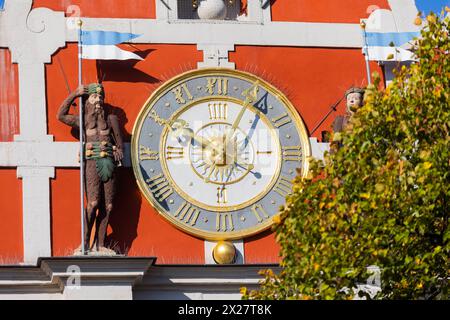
[85,83,107,130]
[345,87,365,114]
[86,83,105,114]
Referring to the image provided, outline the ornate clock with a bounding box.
[131,69,310,240]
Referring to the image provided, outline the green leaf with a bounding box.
[95,157,115,182]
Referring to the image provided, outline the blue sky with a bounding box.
[415,0,450,15]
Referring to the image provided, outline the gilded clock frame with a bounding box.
[131,68,311,240]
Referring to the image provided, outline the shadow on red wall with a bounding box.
[106,167,142,255]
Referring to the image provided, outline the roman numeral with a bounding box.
[174,202,200,226]
[172,83,193,104]
[139,145,159,161]
[206,77,228,95]
[166,146,184,160]
[274,175,293,198]
[282,146,302,162]
[208,103,228,120]
[251,204,269,223]
[146,173,174,202]
[217,186,227,204]
[216,213,234,232]
[271,112,291,128]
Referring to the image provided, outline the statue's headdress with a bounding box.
[87,83,104,97]
[345,87,365,97]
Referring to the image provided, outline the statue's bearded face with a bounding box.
[346,92,363,113]
[87,93,104,113]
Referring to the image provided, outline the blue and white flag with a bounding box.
[81,30,143,61]
[365,31,420,61]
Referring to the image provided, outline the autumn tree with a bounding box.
[243,12,449,300]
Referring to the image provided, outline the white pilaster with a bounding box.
[309,137,330,161]
[197,44,235,69]
[14,63,53,142]
[261,0,272,24]
[1,1,66,265]
[17,167,55,264]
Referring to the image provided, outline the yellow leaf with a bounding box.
[423,162,432,170]
[386,53,394,60]
[414,17,422,26]
[386,115,395,122]
[360,193,370,199]
[375,183,385,193]
[272,214,281,224]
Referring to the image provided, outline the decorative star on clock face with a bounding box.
[132,69,310,240]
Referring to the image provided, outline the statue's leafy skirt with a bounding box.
[85,141,116,182]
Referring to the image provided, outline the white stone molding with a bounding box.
[0,257,156,299]
[197,44,235,68]
[0,260,381,300]
[155,0,173,21]
[16,167,55,265]
[134,264,278,300]
[65,18,363,48]
[41,257,155,300]
[0,258,276,300]
[309,137,330,161]
[0,142,133,168]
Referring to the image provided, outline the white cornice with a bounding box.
[65,18,364,48]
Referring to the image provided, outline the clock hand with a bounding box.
[226,81,260,141]
[170,119,217,151]
[235,162,259,176]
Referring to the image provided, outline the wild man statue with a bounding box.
[57,83,124,254]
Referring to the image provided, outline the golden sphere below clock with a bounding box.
[212,241,236,264]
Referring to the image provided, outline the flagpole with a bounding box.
[77,19,86,256]
[361,20,372,85]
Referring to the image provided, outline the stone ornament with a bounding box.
[197,0,227,20]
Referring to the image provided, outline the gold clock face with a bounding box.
[131,68,310,240]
